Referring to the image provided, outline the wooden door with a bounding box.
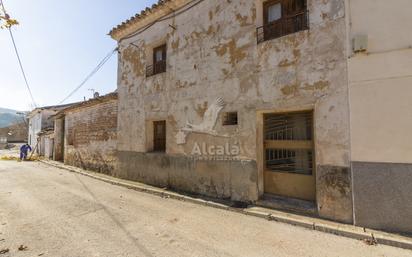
[153,121,166,152]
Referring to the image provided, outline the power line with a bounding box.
[119,0,206,43]
[8,29,37,107]
[58,48,117,104]
[1,0,37,107]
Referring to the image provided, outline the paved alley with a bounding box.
[0,161,411,257]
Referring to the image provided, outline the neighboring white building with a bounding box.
[347,0,412,234]
[27,104,73,153]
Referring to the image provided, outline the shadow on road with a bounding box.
[73,173,154,257]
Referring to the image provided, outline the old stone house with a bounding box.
[110,0,412,234]
[53,93,118,174]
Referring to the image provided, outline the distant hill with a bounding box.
[0,107,19,114]
[0,108,26,128]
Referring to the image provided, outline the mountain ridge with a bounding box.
[0,107,26,128]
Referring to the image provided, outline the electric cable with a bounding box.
[1,0,37,107]
[58,47,117,104]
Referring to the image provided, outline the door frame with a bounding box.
[256,106,317,201]
[153,120,166,152]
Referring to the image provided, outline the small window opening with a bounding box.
[223,112,238,126]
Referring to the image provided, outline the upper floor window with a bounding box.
[257,0,308,43]
[147,44,167,77]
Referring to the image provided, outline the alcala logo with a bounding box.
[175,97,241,160]
[191,142,240,157]
[175,97,227,145]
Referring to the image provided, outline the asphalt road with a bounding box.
[0,161,411,257]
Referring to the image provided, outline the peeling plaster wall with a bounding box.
[116,0,351,220]
[63,100,118,174]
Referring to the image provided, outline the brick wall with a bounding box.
[64,99,118,174]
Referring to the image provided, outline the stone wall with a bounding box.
[64,99,118,174]
[116,152,258,202]
[114,0,352,221]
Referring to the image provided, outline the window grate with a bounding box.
[266,149,313,175]
[264,111,314,175]
[264,112,312,141]
[258,0,308,44]
[146,60,166,77]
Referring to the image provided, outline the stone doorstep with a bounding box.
[255,194,317,216]
[38,160,412,250]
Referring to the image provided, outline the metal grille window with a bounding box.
[222,112,238,126]
[153,120,166,152]
[264,111,313,175]
[257,0,308,43]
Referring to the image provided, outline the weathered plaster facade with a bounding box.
[59,94,118,174]
[112,0,352,223]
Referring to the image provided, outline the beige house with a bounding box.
[347,0,412,233]
[110,0,412,233]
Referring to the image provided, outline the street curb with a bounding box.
[38,160,412,250]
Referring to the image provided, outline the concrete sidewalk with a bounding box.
[39,159,412,250]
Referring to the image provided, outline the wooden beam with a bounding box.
[264,140,312,150]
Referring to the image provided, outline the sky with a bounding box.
[0,0,157,111]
